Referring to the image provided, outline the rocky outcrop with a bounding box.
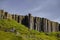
[0,10,60,32]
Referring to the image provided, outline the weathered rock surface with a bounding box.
[0,10,60,32]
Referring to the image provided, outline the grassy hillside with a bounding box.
[0,19,60,40]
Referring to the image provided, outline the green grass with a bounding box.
[0,19,60,40]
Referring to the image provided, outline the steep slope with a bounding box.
[0,19,60,40]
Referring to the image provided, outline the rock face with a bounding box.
[34,17,41,31]
[0,10,60,32]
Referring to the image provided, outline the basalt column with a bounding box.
[0,10,4,19]
[18,15,24,24]
[34,17,41,31]
[23,15,29,27]
[12,14,15,20]
[28,14,34,30]
[18,15,21,23]
[21,16,26,25]
[55,22,59,32]
[15,14,19,22]
[8,14,12,19]
[41,18,48,32]
[59,24,60,31]
[47,20,51,32]
[12,14,19,22]
[51,22,57,32]
[4,12,9,19]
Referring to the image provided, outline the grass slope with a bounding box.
[0,19,60,40]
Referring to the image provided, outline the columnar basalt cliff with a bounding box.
[0,10,60,32]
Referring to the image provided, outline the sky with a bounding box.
[0,0,60,23]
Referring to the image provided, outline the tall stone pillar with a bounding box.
[59,24,60,31]
[51,22,57,32]
[0,10,4,19]
[4,12,9,19]
[28,13,34,30]
[15,14,18,22]
[37,17,41,31]
[21,16,25,25]
[55,22,59,32]
[34,17,41,31]
[47,20,51,32]
[18,15,21,23]
[19,15,24,24]
[34,17,37,30]
[8,14,12,19]
[41,18,48,32]
[12,14,15,20]
[44,18,48,32]
[24,15,29,27]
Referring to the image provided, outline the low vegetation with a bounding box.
[0,19,60,40]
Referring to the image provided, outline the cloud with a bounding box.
[0,0,60,23]
[28,0,60,21]
[53,17,60,23]
[28,6,42,13]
